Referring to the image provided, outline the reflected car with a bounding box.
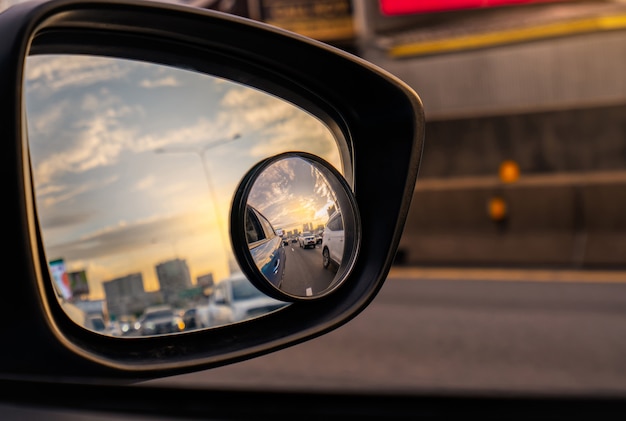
[105,321,124,336]
[298,231,316,249]
[246,205,286,287]
[322,210,344,270]
[137,305,185,336]
[86,314,106,332]
[61,301,107,333]
[182,307,203,331]
[207,272,288,327]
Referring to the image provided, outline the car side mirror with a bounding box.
[0,0,424,380]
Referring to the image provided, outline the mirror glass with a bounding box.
[239,154,359,299]
[24,54,345,335]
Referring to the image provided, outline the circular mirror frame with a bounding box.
[230,152,361,302]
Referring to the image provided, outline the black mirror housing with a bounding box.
[0,0,424,381]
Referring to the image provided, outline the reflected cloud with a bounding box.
[248,157,338,232]
[249,112,339,166]
[46,210,210,261]
[131,117,231,153]
[133,175,157,191]
[41,211,94,231]
[26,55,132,94]
[38,175,118,209]
[140,76,180,88]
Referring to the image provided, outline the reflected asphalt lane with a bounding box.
[281,244,335,296]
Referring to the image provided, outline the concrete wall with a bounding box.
[398,181,626,268]
[396,104,626,268]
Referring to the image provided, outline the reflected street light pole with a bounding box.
[154,133,241,274]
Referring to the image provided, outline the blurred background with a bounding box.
[169,0,626,271]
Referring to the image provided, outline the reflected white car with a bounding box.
[298,231,316,249]
[322,211,344,270]
[137,305,184,336]
[205,272,287,327]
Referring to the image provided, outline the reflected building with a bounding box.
[326,205,336,218]
[156,258,192,305]
[103,273,152,322]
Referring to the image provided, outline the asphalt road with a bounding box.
[147,267,626,395]
[280,242,335,296]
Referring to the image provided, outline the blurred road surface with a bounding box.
[146,266,626,395]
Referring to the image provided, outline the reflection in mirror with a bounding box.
[24,54,345,335]
[239,153,360,299]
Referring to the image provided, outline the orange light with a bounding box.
[488,197,507,221]
[499,160,520,184]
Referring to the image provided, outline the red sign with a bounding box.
[379,0,568,16]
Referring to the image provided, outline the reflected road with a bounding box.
[280,243,335,296]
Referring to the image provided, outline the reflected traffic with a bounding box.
[281,236,336,296]
[234,153,360,299]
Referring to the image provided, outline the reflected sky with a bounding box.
[25,54,341,299]
[247,157,339,234]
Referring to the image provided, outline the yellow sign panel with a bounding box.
[259,0,355,41]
